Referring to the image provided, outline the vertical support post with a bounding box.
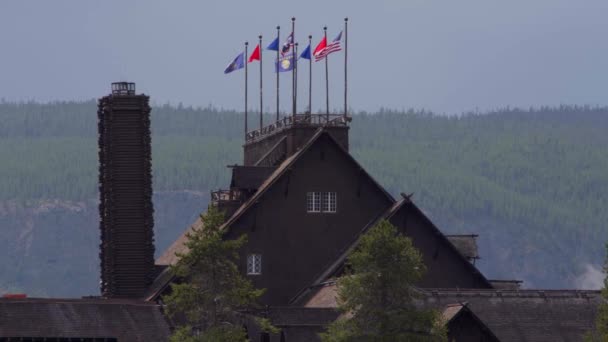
[245,42,248,139]
[344,18,348,118]
[259,35,263,131]
[291,17,296,118]
[276,26,280,122]
[294,42,298,117]
[324,26,329,121]
[308,35,312,114]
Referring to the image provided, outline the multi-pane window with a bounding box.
[324,192,337,213]
[307,192,337,213]
[247,254,262,275]
[307,192,322,213]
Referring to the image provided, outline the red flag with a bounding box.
[313,37,327,58]
[248,44,260,63]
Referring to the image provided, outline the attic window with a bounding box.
[307,192,322,212]
[307,192,337,213]
[247,254,262,275]
[323,192,337,213]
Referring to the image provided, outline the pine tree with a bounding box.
[163,206,273,342]
[320,220,446,342]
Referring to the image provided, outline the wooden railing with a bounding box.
[210,189,242,203]
[246,114,350,143]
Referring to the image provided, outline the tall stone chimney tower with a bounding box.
[98,82,155,298]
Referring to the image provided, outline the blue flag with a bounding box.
[266,37,279,51]
[299,43,311,60]
[276,53,295,72]
[224,52,245,74]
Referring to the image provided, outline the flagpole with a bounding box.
[245,42,249,139]
[308,35,312,114]
[293,43,298,114]
[291,17,296,118]
[276,26,280,122]
[324,26,329,121]
[259,35,263,131]
[344,18,348,118]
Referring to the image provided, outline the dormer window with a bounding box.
[247,254,262,275]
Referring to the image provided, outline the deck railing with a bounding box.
[210,189,242,204]
[245,114,350,143]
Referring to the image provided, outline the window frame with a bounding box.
[306,191,322,213]
[247,253,262,275]
[323,191,337,213]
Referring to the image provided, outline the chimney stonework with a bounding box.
[98,82,155,298]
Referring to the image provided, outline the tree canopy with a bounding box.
[163,206,272,342]
[320,220,446,342]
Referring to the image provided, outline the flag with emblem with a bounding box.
[281,32,294,57]
[224,52,245,74]
[314,31,342,62]
[276,53,295,72]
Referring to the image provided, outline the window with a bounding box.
[307,192,322,212]
[247,254,262,275]
[324,192,337,213]
[307,192,337,213]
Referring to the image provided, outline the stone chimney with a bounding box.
[98,82,155,298]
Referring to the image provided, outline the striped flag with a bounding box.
[314,31,342,62]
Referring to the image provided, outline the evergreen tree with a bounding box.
[163,206,273,342]
[320,220,446,342]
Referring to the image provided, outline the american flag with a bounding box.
[314,31,342,62]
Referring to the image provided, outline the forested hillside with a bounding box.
[0,101,606,296]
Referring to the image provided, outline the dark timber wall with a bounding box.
[98,82,155,298]
[389,205,491,288]
[244,126,349,166]
[227,134,391,305]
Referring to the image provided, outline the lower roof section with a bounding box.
[304,283,601,342]
[0,297,170,342]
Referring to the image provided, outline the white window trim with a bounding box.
[324,191,337,213]
[247,254,262,275]
[307,192,322,213]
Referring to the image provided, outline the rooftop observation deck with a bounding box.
[245,113,351,144]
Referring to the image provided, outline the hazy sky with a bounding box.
[1,1,607,114]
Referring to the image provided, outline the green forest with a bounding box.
[0,101,607,294]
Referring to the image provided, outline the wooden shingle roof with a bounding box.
[0,297,170,341]
[304,283,600,342]
[423,288,601,342]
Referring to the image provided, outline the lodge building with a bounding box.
[0,83,601,341]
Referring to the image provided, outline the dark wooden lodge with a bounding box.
[0,86,601,341]
[152,112,601,341]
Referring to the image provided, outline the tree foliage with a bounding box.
[163,206,269,342]
[320,220,446,342]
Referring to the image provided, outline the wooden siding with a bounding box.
[226,133,392,305]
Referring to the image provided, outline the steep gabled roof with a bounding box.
[220,128,394,232]
[291,195,493,304]
[441,303,500,341]
[151,127,395,300]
